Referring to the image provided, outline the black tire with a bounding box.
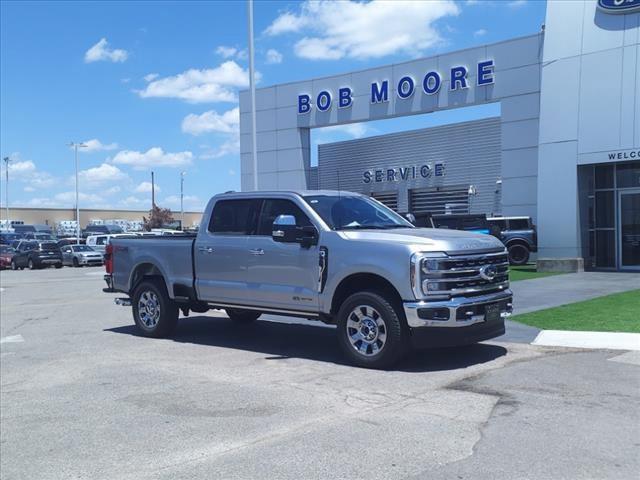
[28,259,36,270]
[11,260,17,271]
[73,257,79,267]
[225,308,261,323]
[131,278,179,338]
[508,243,530,266]
[336,291,408,369]
[54,263,63,269]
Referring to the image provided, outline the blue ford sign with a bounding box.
[597,0,640,14]
[298,60,495,114]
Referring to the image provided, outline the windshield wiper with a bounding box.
[339,225,404,230]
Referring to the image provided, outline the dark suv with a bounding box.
[486,216,537,266]
[11,240,63,270]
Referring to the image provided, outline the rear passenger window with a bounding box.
[209,199,260,235]
[257,199,312,236]
[509,219,530,230]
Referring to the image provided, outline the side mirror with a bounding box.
[272,215,297,243]
[405,213,416,225]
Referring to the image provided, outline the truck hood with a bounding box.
[339,227,505,255]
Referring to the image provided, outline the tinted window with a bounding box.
[508,219,530,230]
[616,161,640,189]
[22,242,37,251]
[257,199,312,235]
[488,219,507,230]
[96,236,108,245]
[209,199,260,235]
[72,245,93,252]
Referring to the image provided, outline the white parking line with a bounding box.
[0,334,24,344]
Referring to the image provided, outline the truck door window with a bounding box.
[257,199,312,236]
[209,199,260,235]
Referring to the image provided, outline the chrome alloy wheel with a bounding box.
[346,305,387,356]
[138,290,161,328]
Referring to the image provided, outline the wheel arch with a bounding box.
[129,262,170,296]
[330,272,404,317]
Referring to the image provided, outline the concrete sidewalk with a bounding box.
[510,271,640,315]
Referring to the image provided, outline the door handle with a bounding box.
[198,246,213,254]
[249,248,265,256]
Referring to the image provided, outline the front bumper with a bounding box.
[79,256,103,265]
[404,291,512,348]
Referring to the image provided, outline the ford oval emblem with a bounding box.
[480,265,498,281]
[597,0,640,14]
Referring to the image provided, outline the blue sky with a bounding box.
[0,0,546,212]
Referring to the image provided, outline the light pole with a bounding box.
[247,0,258,190]
[68,142,87,243]
[3,156,9,229]
[180,171,186,230]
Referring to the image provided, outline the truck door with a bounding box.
[194,198,260,304]
[246,198,319,312]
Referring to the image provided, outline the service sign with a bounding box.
[597,0,640,14]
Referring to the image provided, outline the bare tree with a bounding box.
[143,205,174,231]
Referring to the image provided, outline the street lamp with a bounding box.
[68,142,88,243]
[2,156,9,230]
[180,171,186,230]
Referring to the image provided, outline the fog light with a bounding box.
[417,308,450,321]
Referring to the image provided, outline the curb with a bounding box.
[532,330,640,351]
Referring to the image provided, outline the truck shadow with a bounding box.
[105,315,507,373]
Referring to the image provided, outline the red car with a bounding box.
[0,245,16,269]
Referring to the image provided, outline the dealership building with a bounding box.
[240,0,640,272]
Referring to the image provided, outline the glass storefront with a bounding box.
[579,161,640,271]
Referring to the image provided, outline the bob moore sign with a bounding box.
[597,0,640,14]
[363,162,445,184]
[298,60,495,114]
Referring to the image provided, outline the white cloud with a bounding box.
[121,78,131,84]
[474,28,487,37]
[181,107,239,136]
[2,157,56,190]
[137,61,251,103]
[77,163,128,186]
[265,0,459,60]
[134,181,160,193]
[199,137,240,160]
[228,169,236,176]
[144,73,159,82]
[54,191,105,204]
[120,196,147,207]
[215,45,247,60]
[24,186,35,193]
[264,12,310,35]
[111,147,193,170]
[104,186,121,195]
[77,139,119,152]
[84,38,128,63]
[265,48,283,64]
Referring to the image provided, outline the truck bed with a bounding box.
[111,236,197,297]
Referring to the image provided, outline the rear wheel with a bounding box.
[54,263,63,269]
[11,260,17,271]
[132,279,178,338]
[73,257,79,267]
[225,308,261,323]
[28,259,36,270]
[336,291,408,369]
[508,243,530,266]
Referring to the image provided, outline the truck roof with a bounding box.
[213,190,362,199]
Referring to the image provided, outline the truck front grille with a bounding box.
[424,251,510,297]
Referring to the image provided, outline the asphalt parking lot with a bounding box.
[1,267,639,480]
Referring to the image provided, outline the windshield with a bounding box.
[72,245,94,252]
[303,195,413,230]
[40,242,59,250]
[0,245,14,253]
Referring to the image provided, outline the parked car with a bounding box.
[486,216,538,266]
[105,190,512,369]
[86,233,134,254]
[0,245,16,269]
[24,232,56,241]
[11,240,63,270]
[430,214,494,235]
[0,232,22,245]
[82,224,124,237]
[61,244,104,267]
[57,237,86,247]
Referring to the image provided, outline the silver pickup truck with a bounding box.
[104,190,512,368]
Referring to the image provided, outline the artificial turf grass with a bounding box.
[512,289,640,333]
[509,264,564,282]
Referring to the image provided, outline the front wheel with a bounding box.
[225,308,261,323]
[28,259,36,270]
[11,260,17,271]
[131,279,178,338]
[54,263,63,269]
[508,244,530,266]
[336,291,408,369]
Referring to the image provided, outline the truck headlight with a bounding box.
[411,252,446,299]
